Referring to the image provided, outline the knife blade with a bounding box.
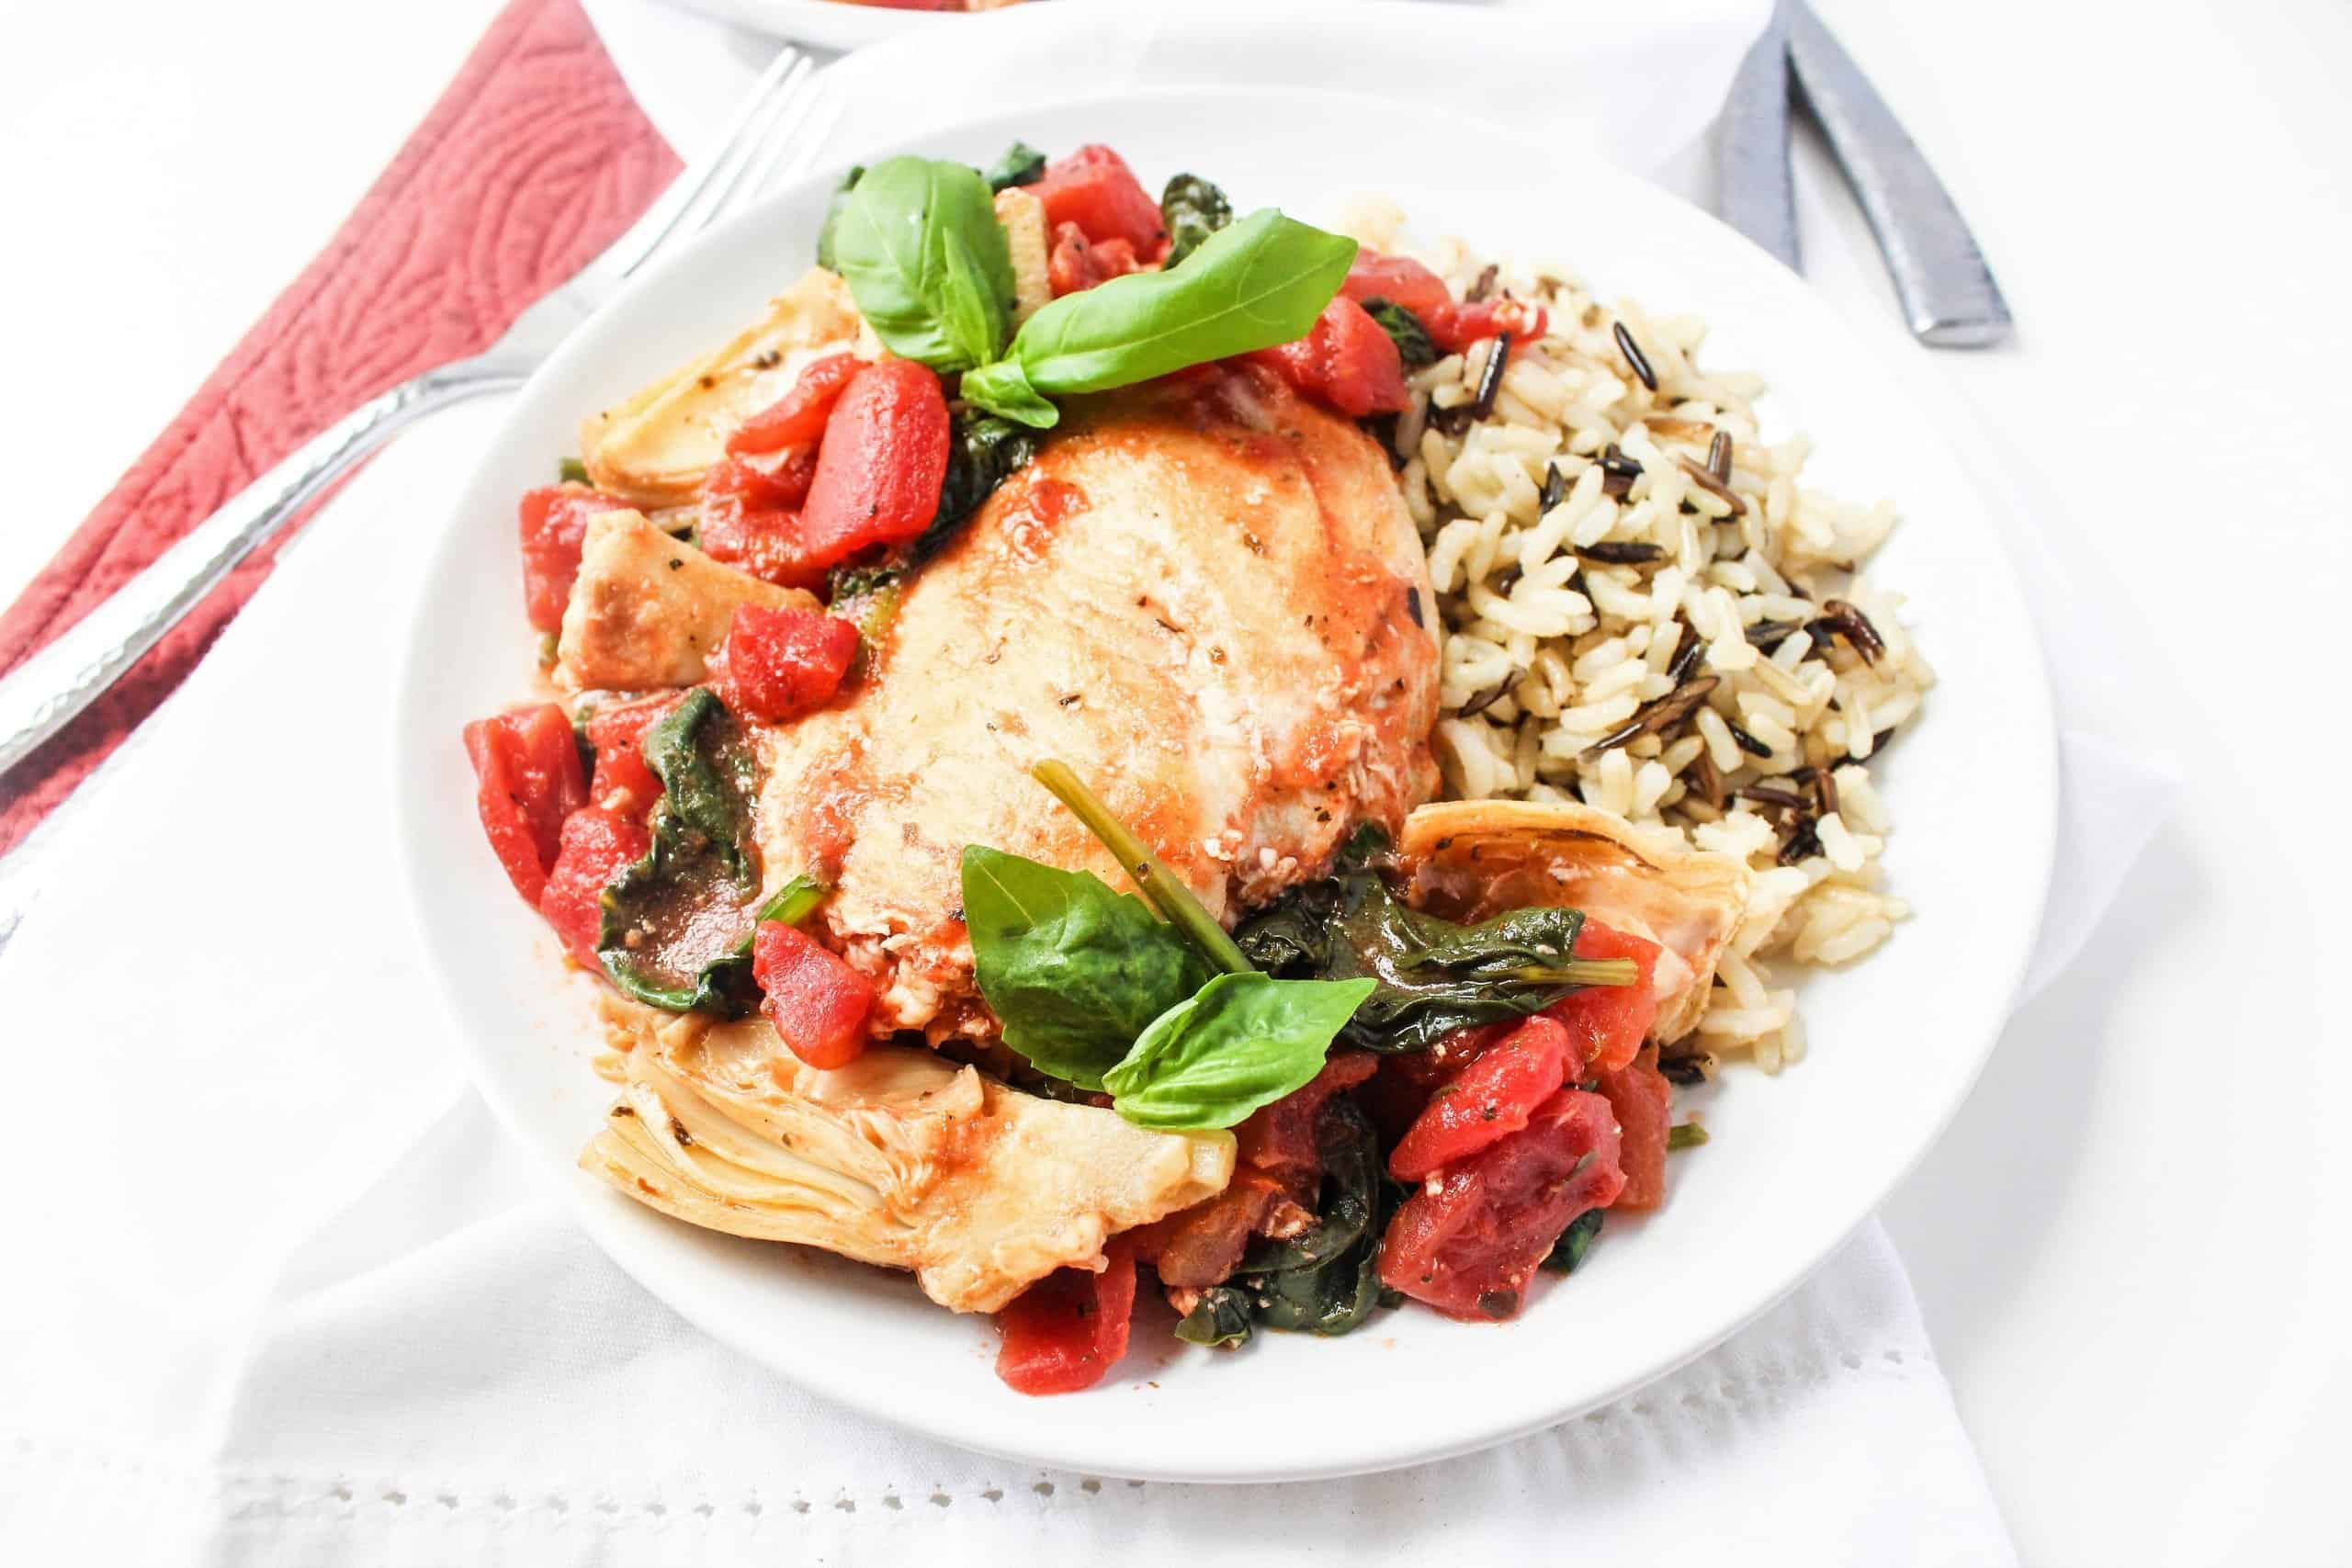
[1784,2,2013,345]
[1715,3,1800,271]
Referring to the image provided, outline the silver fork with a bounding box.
[0,45,827,783]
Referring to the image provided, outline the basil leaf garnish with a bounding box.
[827,155,1014,373]
[963,209,1357,428]
[962,845,1211,1091]
[1103,971,1374,1131]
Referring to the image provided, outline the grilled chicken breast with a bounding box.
[753,365,1441,1041]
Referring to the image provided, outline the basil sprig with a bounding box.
[826,155,1015,373]
[961,762,1373,1131]
[962,209,1358,428]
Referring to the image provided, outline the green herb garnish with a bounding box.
[826,155,1015,373]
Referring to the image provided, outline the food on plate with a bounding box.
[459,140,1927,1393]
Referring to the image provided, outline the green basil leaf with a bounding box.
[985,140,1046,193]
[813,164,865,271]
[1159,172,1233,266]
[1105,972,1374,1130]
[960,357,1060,429]
[1000,208,1356,399]
[828,155,1014,372]
[962,845,1210,1091]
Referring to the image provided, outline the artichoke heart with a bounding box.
[1396,800,1751,1043]
[580,266,876,507]
[554,509,819,692]
[581,1015,1235,1314]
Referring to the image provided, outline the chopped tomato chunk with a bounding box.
[518,484,628,634]
[1386,1015,1571,1182]
[1046,220,1143,296]
[752,919,874,1069]
[536,807,649,969]
[1235,1050,1378,1200]
[1597,1043,1674,1211]
[1378,1088,1625,1321]
[725,352,865,457]
[462,704,589,905]
[1341,250,1454,320]
[708,604,859,723]
[1337,248,1547,354]
[1131,1168,1298,1289]
[797,360,952,569]
[1028,143,1166,254]
[995,1236,1139,1395]
[1543,920,1661,1075]
[1247,296,1410,417]
[582,694,682,819]
[697,455,829,593]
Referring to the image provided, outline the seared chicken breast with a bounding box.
[754,365,1441,1041]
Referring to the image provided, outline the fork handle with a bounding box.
[0,359,523,782]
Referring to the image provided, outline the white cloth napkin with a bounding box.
[0,3,2171,1561]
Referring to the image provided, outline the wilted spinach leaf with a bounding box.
[1361,298,1438,369]
[962,845,1210,1091]
[598,690,774,1015]
[1540,1208,1604,1274]
[1173,1285,1255,1348]
[1233,824,1597,1053]
[1104,971,1374,1130]
[985,141,1046,193]
[1237,1100,1385,1337]
[1159,172,1232,266]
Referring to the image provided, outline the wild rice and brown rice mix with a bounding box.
[1340,198,1936,1073]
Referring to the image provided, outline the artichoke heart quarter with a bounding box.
[581,1016,1235,1314]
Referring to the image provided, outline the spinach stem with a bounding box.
[1031,760,1253,976]
[1503,959,1639,989]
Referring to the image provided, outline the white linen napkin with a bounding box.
[0,4,2170,1561]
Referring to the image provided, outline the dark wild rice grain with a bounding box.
[1612,321,1657,391]
[1584,675,1721,756]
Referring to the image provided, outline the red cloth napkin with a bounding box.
[0,0,678,854]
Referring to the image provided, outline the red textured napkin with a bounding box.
[0,0,678,854]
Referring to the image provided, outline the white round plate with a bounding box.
[396,87,2055,1482]
[660,0,1006,51]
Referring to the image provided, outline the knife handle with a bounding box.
[1785,4,2013,346]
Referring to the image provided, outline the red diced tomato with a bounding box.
[697,456,829,593]
[1234,1050,1378,1199]
[725,353,865,457]
[707,604,859,723]
[1130,1169,1295,1289]
[518,484,628,634]
[995,1236,1139,1395]
[797,360,951,569]
[1341,250,1454,320]
[1248,297,1411,417]
[536,807,650,969]
[1386,1015,1571,1182]
[462,704,589,905]
[1597,1043,1673,1211]
[1378,1088,1626,1321]
[1337,249,1547,354]
[1361,1020,1511,1142]
[1029,144,1166,254]
[1544,919,1661,1075]
[1430,298,1548,354]
[1047,221,1143,297]
[752,919,875,1069]
[583,694,682,818]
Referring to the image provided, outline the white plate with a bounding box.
[660,0,1008,51]
[395,87,2055,1481]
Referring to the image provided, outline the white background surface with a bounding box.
[2,0,2346,1561]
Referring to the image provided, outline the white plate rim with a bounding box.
[393,84,2057,1482]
